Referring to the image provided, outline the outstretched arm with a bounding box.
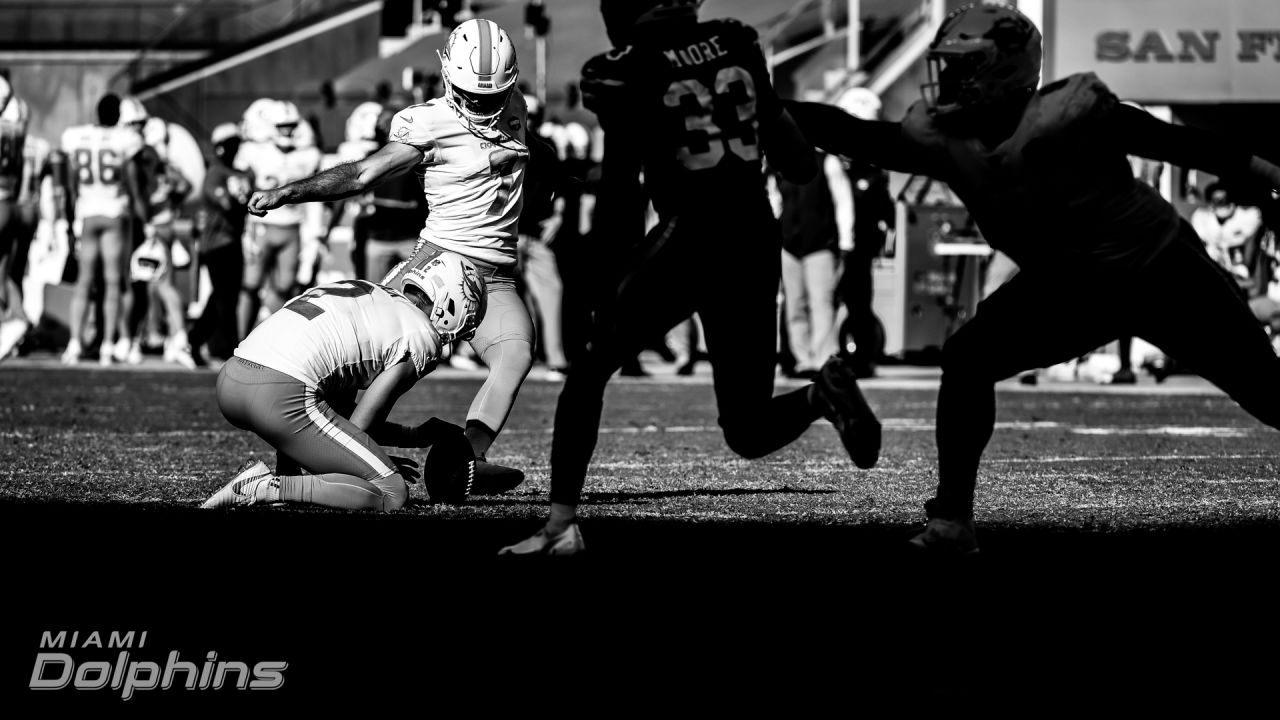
[761,108,818,184]
[1113,105,1280,200]
[248,141,421,217]
[784,100,933,175]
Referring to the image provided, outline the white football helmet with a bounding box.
[0,76,13,119]
[118,97,150,129]
[1,95,29,126]
[400,253,487,343]
[241,98,278,143]
[268,100,304,149]
[346,101,384,144]
[438,19,518,129]
[143,116,170,158]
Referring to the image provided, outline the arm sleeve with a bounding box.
[784,101,935,175]
[387,108,437,164]
[1112,104,1280,193]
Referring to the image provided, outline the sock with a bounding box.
[465,420,497,458]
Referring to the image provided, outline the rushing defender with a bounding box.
[0,77,31,361]
[201,253,485,512]
[247,19,553,493]
[787,3,1280,553]
[500,0,883,555]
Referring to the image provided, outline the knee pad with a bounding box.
[721,422,772,460]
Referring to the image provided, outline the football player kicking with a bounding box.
[786,3,1280,554]
[247,19,554,494]
[201,253,484,512]
[500,0,883,555]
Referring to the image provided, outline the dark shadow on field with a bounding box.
[3,499,1277,707]
[461,487,839,507]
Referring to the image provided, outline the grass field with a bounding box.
[3,357,1279,705]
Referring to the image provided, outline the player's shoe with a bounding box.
[0,317,29,364]
[470,457,525,495]
[98,342,114,367]
[200,459,278,509]
[164,335,198,370]
[813,355,881,469]
[60,340,82,365]
[908,517,980,555]
[498,522,585,556]
[1109,367,1136,385]
[112,337,131,363]
[127,340,144,365]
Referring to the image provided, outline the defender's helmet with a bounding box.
[118,97,150,130]
[345,101,384,144]
[600,0,700,47]
[437,19,519,129]
[400,253,488,343]
[921,3,1041,118]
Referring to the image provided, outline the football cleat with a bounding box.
[98,343,113,367]
[813,355,882,469]
[164,335,198,370]
[201,459,278,509]
[908,517,980,555]
[498,522,585,556]
[470,457,525,495]
[60,340,82,365]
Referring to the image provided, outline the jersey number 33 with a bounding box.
[664,65,758,171]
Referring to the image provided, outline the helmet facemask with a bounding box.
[436,19,519,133]
[921,3,1041,121]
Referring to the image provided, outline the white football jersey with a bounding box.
[235,280,441,393]
[235,141,322,226]
[60,124,143,220]
[18,135,50,206]
[387,94,528,267]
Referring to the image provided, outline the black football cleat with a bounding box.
[814,355,882,469]
[470,457,525,495]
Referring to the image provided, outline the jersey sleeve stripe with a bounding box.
[303,390,397,478]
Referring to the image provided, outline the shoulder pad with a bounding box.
[704,17,758,44]
[581,49,635,116]
[1026,72,1117,138]
[388,103,440,149]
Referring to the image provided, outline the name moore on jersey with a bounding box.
[386,93,528,268]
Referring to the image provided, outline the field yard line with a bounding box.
[993,453,1276,464]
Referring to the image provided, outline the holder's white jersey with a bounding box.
[387,94,528,267]
[60,124,143,220]
[234,280,441,394]
[235,141,322,226]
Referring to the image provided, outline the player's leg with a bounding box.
[0,201,27,361]
[918,267,1124,551]
[464,273,534,490]
[806,249,841,365]
[546,221,697,509]
[238,222,268,338]
[208,358,407,512]
[697,220,833,460]
[1133,231,1280,430]
[520,235,568,370]
[264,225,300,314]
[780,248,814,373]
[147,225,195,368]
[65,219,104,363]
[97,219,131,365]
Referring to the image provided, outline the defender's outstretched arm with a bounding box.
[784,100,933,175]
[248,141,422,216]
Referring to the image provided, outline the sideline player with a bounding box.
[500,0,883,555]
[787,3,1280,553]
[117,100,196,367]
[236,99,323,337]
[60,94,145,365]
[247,19,553,492]
[0,77,34,360]
[201,253,485,512]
